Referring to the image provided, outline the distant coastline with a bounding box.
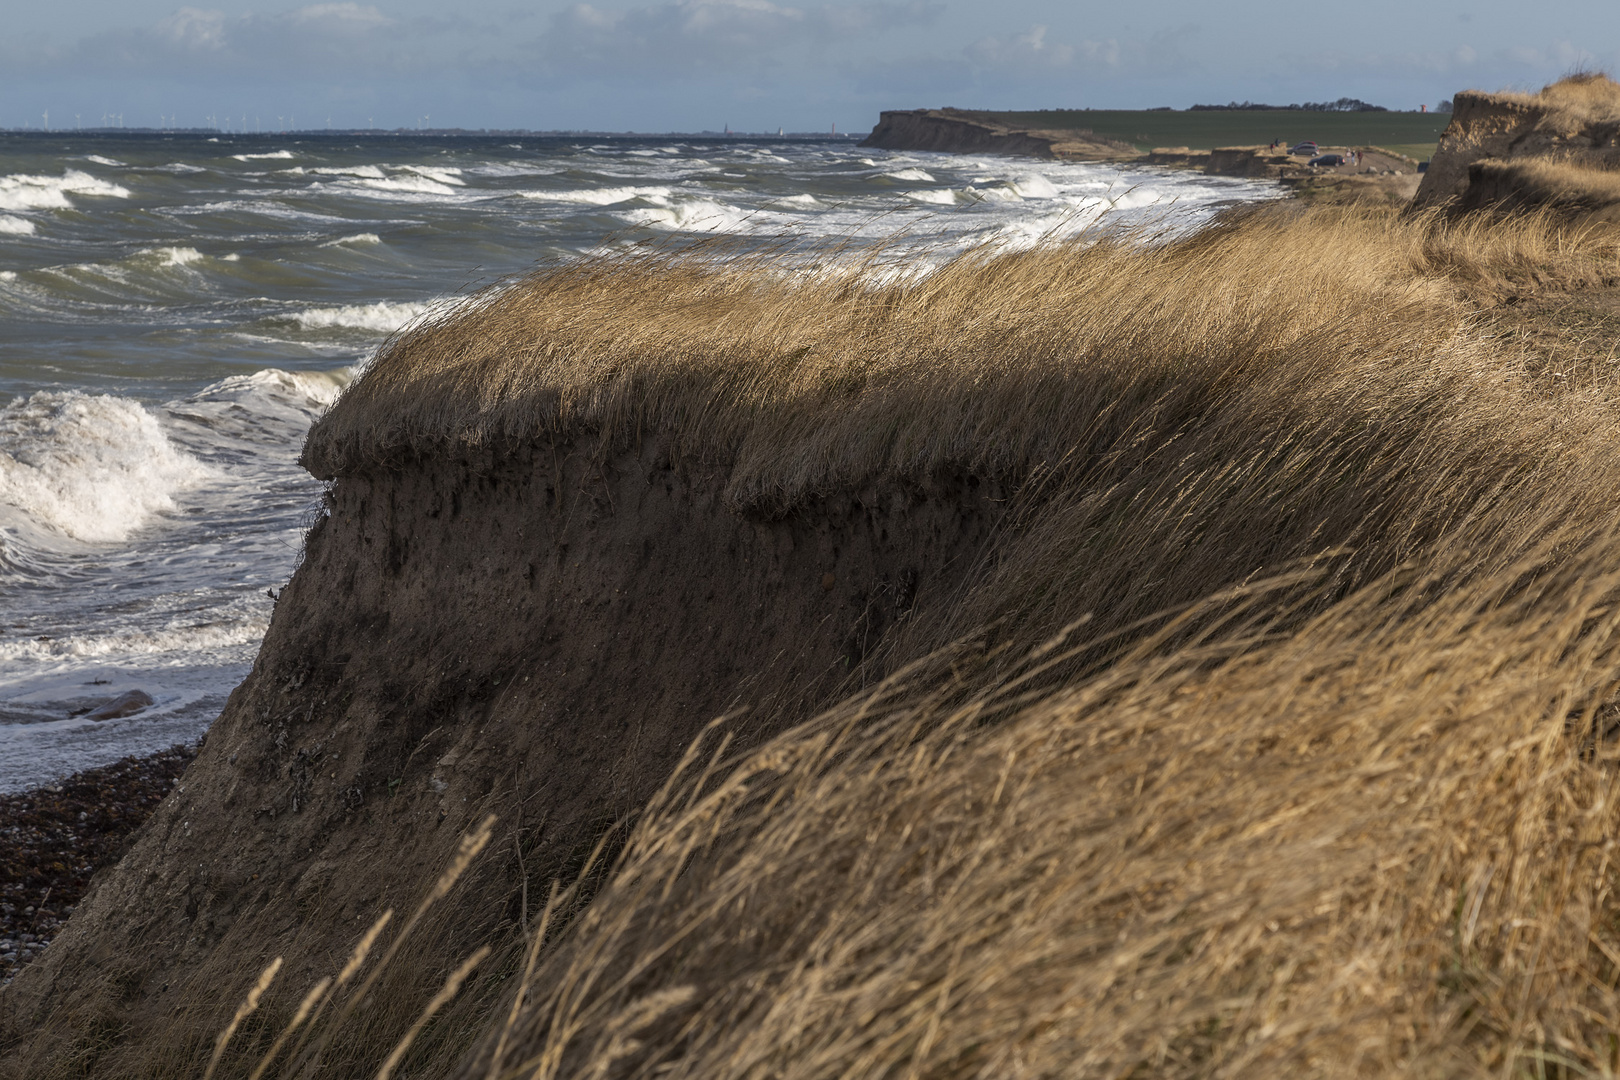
[860,107,1449,162]
[859,107,1444,202]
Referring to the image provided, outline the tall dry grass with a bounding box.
[1487,72,1620,135]
[465,528,1620,1079]
[1470,157,1620,215]
[205,203,1620,1077]
[305,203,1620,506]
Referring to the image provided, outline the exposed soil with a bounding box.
[0,747,195,986]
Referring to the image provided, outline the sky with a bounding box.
[0,0,1616,133]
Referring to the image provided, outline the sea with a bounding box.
[0,131,1279,792]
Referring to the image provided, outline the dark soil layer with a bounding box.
[0,747,195,985]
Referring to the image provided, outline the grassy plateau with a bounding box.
[947,107,1453,159]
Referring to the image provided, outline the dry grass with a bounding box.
[306,203,1620,505]
[1469,157,1620,214]
[308,202,1620,660]
[204,203,1620,1077]
[465,530,1620,1079]
[1472,72,1620,133]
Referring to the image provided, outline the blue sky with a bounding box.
[1,0,1615,132]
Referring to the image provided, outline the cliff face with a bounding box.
[0,434,1010,1075]
[1413,92,1542,206]
[859,109,1141,162]
[1414,79,1620,208]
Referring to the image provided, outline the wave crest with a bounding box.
[0,392,212,544]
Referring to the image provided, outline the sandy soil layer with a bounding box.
[0,747,195,985]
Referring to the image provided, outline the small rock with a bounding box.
[83,690,156,722]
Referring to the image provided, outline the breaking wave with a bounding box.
[0,169,131,211]
[0,392,212,544]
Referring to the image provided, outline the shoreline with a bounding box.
[860,108,1427,203]
[0,745,195,985]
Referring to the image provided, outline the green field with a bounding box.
[961,109,1453,161]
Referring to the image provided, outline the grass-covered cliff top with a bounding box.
[938,106,1451,159]
[1468,70,1620,130]
[306,200,1620,651]
[307,203,1613,512]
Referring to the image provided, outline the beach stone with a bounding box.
[83,690,155,721]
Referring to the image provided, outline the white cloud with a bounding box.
[58,4,415,74]
[961,24,1199,77]
[966,26,1080,70]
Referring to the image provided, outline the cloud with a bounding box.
[1341,38,1613,83]
[965,26,1083,70]
[959,23,1200,81]
[541,0,942,75]
[156,8,230,51]
[48,3,414,75]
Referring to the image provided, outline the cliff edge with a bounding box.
[860,108,1142,161]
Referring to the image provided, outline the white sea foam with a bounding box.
[344,174,461,197]
[183,366,350,414]
[0,392,213,544]
[84,155,125,167]
[142,246,208,267]
[0,617,268,663]
[231,150,296,161]
[401,165,465,186]
[965,175,1062,203]
[315,165,386,179]
[290,300,433,332]
[0,215,35,235]
[319,232,382,247]
[1012,174,1061,199]
[904,189,959,206]
[624,195,754,232]
[524,185,674,206]
[885,168,935,182]
[0,169,131,211]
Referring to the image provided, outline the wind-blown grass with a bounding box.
[465,530,1620,1079]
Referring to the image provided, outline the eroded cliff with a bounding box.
[859,109,1142,161]
[1415,76,1620,209]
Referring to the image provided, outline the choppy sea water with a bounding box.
[0,132,1279,791]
